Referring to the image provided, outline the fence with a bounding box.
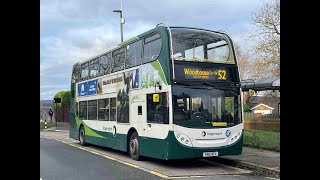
[243,112,280,152]
[54,106,70,122]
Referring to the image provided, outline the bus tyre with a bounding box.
[129,132,141,161]
[79,126,86,146]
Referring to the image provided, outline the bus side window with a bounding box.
[79,101,88,120]
[88,100,97,120]
[81,62,89,81]
[126,40,142,69]
[89,58,99,78]
[112,48,125,72]
[143,33,162,64]
[146,92,169,124]
[75,102,78,117]
[99,53,111,76]
[72,64,80,83]
[110,98,117,121]
[98,98,109,121]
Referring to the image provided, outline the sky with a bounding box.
[40,0,266,100]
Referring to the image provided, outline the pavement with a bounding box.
[211,148,280,178]
[40,127,280,178]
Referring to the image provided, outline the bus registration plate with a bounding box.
[203,152,218,157]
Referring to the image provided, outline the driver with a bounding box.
[223,110,234,123]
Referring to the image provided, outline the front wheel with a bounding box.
[129,132,141,160]
[79,126,86,146]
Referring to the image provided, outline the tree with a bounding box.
[53,91,71,122]
[234,43,253,80]
[53,91,71,108]
[249,0,280,77]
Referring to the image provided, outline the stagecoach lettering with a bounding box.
[103,77,123,85]
[103,126,113,131]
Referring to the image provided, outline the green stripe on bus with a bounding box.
[118,37,139,47]
[151,61,168,85]
[75,117,105,138]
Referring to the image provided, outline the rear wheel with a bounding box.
[129,132,141,160]
[79,126,86,146]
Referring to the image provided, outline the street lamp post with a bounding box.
[113,2,125,43]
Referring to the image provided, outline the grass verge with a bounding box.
[243,129,280,152]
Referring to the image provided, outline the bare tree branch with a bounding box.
[248,0,280,78]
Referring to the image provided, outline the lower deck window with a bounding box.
[79,101,87,120]
[88,100,97,120]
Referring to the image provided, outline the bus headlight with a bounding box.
[174,132,193,147]
[228,129,243,145]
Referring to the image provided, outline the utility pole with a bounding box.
[113,1,125,42]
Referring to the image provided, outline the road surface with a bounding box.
[40,138,277,180]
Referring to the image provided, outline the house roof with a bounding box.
[250,103,274,110]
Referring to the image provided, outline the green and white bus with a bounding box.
[70,24,244,160]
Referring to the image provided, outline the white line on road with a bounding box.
[265,177,280,180]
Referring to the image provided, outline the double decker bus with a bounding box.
[70,24,244,160]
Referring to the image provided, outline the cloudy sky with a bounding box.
[40,0,266,100]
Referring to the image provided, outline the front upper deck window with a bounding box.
[81,62,89,80]
[171,28,233,64]
[72,64,80,83]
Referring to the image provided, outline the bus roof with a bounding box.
[75,26,164,65]
[74,26,233,66]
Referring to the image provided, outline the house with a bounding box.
[250,103,274,115]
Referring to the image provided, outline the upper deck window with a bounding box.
[89,58,99,78]
[112,47,125,72]
[126,40,142,68]
[171,28,233,64]
[72,63,80,83]
[99,53,111,76]
[143,33,162,63]
[81,62,89,80]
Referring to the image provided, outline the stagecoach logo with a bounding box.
[202,131,206,137]
[112,126,117,137]
[225,130,231,137]
[202,131,222,137]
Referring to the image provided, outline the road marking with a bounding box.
[123,162,140,168]
[169,175,205,179]
[149,171,170,179]
[265,177,280,180]
[103,155,116,160]
[189,176,205,178]
[170,177,191,179]
[41,137,171,179]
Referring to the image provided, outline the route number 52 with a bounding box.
[218,70,227,80]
